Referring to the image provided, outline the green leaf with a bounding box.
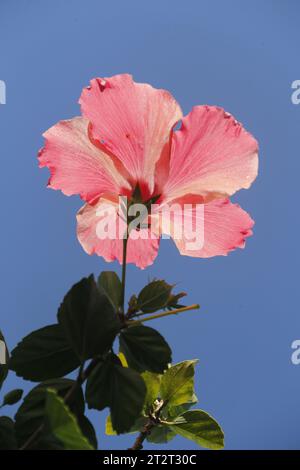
[0,330,9,390]
[119,325,172,373]
[98,271,122,310]
[108,364,146,435]
[147,424,176,444]
[160,360,198,408]
[166,292,187,310]
[105,414,147,436]
[0,416,17,449]
[127,294,138,316]
[169,410,224,450]
[2,389,23,407]
[35,433,65,450]
[45,389,93,450]
[76,414,98,449]
[137,280,173,313]
[86,353,146,434]
[142,371,161,413]
[167,393,198,419]
[15,378,84,447]
[85,357,113,410]
[9,324,80,381]
[58,276,121,361]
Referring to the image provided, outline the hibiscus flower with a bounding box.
[39,74,258,269]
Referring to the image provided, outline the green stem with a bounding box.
[126,304,200,327]
[120,232,128,314]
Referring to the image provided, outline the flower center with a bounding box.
[126,183,161,231]
[130,183,160,206]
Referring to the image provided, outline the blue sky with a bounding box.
[0,0,300,449]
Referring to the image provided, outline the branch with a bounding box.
[129,420,155,450]
[129,399,165,450]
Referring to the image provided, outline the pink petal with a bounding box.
[76,197,160,269]
[79,74,182,196]
[159,197,254,258]
[39,117,130,202]
[163,106,258,202]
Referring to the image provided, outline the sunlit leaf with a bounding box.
[45,389,93,450]
[170,410,224,450]
[160,360,198,408]
[167,393,198,419]
[147,424,176,444]
[142,371,161,413]
[15,378,85,447]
